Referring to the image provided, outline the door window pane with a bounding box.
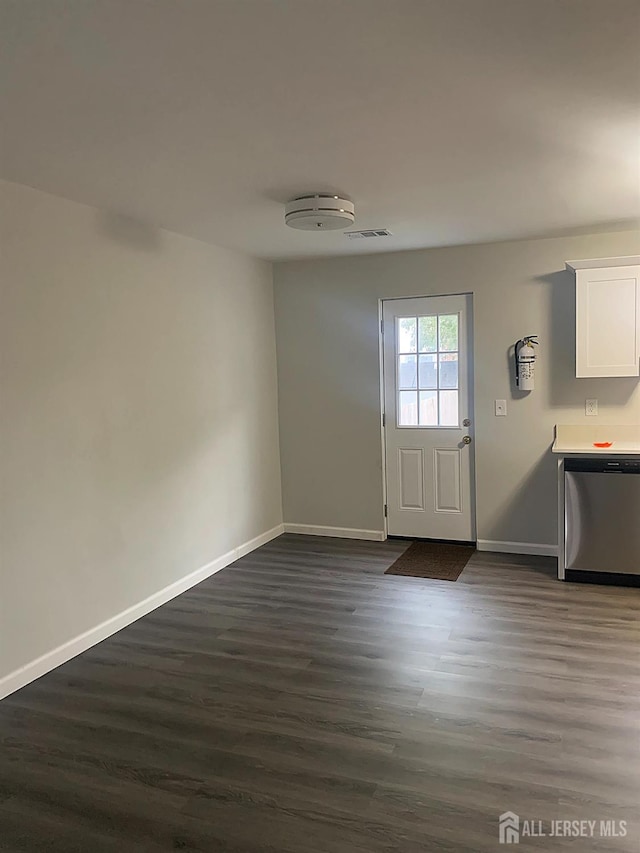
[398,354,417,389]
[439,353,458,389]
[438,314,458,352]
[419,391,438,425]
[394,308,462,427]
[439,390,459,426]
[397,317,417,353]
[418,316,437,352]
[418,354,437,389]
[399,391,418,426]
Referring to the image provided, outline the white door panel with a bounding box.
[398,447,425,510]
[434,447,462,513]
[383,295,475,541]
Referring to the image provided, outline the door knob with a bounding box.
[462,435,472,445]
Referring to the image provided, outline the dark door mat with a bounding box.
[385,540,475,581]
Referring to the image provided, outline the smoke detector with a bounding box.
[285,194,355,231]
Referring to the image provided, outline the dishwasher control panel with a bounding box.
[565,457,640,474]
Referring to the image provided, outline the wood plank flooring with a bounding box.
[1,534,639,851]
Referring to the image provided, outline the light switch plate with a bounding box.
[495,399,507,417]
[586,399,598,416]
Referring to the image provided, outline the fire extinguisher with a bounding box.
[515,335,539,391]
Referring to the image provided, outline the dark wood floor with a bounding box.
[1,534,639,852]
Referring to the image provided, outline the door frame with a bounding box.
[378,292,477,541]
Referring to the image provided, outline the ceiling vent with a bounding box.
[285,194,355,231]
[345,229,392,239]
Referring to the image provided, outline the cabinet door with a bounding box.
[576,265,640,377]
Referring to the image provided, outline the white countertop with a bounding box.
[552,424,640,456]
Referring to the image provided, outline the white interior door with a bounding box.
[382,294,475,542]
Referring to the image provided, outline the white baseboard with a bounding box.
[0,523,285,702]
[476,539,558,557]
[283,526,555,554]
[283,523,386,542]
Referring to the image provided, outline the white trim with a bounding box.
[557,457,565,579]
[476,539,558,557]
[378,298,389,539]
[0,523,285,701]
[566,256,640,271]
[283,523,386,541]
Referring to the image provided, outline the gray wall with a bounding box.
[0,180,283,681]
[274,229,640,548]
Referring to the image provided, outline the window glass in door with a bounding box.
[396,313,460,427]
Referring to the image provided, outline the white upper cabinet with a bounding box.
[566,257,640,378]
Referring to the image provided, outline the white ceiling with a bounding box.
[1,0,639,260]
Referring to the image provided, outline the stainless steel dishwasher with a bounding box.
[564,457,640,582]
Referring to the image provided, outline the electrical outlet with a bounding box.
[586,399,598,417]
[495,399,507,417]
